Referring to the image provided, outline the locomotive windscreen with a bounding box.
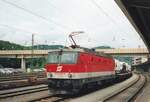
[47,52,78,64]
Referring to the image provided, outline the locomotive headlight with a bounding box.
[68,73,72,78]
[49,73,53,78]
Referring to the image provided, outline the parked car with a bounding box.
[0,64,4,68]
[33,68,44,72]
[0,68,6,74]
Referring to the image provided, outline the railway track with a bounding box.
[102,74,146,102]
[30,95,72,102]
[0,78,47,90]
[0,74,146,102]
[69,74,144,102]
[35,74,137,102]
[0,84,72,102]
[0,72,47,90]
[132,73,150,102]
[0,84,48,98]
[0,72,46,82]
[0,84,50,102]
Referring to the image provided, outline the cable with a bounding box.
[0,24,66,36]
[47,0,90,33]
[90,0,123,32]
[90,0,128,46]
[0,24,37,34]
[1,0,71,30]
[47,0,62,12]
[91,0,111,21]
[90,0,115,23]
[0,24,70,47]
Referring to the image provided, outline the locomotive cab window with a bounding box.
[47,52,59,64]
[47,51,78,64]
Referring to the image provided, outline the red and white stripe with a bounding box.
[47,71,115,79]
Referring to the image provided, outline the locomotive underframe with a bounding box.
[47,72,132,94]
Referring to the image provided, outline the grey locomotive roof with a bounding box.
[48,48,113,58]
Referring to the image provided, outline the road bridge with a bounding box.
[0,48,148,58]
[0,48,149,71]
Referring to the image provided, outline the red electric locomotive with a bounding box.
[45,32,132,94]
[45,48,118,94]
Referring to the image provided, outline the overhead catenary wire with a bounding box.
[91,0,145,48]
[47,0,93,47]
[90,0,122,30]
[0,24,37,45]
[90,0,126,35]
[46,0,63,13]
[1,0,129,48]
[1,0,75,47]
[47,0,90,32]
[90,0,128,47]
[0,24,37,34]
[1,0,71,30]
[0,24,71,47]
[1,0,100,47]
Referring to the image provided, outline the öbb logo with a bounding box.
[56,66,63,72]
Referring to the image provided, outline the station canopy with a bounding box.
[116,0,150,52]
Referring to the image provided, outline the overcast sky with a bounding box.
[0,0,146,48]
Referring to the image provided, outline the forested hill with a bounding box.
[0,40,112,50]
[0,40,25,50]
[0,40,64,50]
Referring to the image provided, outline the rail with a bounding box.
[103,74,145,102]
